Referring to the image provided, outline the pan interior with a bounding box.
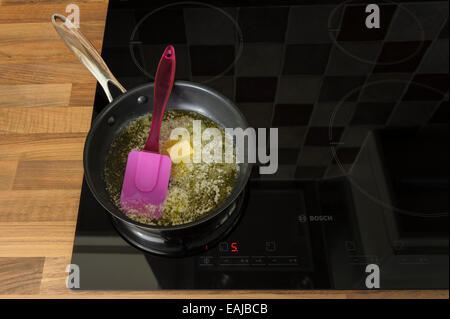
[104,110,239,226]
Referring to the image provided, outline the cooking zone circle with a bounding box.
[328,79,448,218]
[51,12,251,257]
[129,1,243,83]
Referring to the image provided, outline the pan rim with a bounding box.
[83,80,253,232]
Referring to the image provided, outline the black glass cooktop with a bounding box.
[71,0,449,290]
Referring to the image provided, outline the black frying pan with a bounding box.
[51,14,251,254]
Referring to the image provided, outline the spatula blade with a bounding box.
[120,150,172,219]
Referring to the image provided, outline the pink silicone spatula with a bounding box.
[120,45,176,219]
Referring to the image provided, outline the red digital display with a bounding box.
[231,242,238,252]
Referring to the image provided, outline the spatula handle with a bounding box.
[144,46,176,153]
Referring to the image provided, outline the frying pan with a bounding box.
[51,14,252,255]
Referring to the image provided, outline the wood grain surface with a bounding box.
[0,0,447,299]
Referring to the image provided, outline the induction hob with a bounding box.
[70,0,449,290]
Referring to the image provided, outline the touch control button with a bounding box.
[265,241,277,252]
[219,256,249,266]
[199,256,215,266]
[268,256,300,266]
[219,242,229,252]
[250,256,266,266]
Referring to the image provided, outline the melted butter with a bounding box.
[104,110,238,226]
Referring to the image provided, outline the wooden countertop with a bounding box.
[0,0,447,299]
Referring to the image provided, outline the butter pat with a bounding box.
[167,140,193,163]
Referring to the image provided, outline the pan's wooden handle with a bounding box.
[51,14,126,102]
